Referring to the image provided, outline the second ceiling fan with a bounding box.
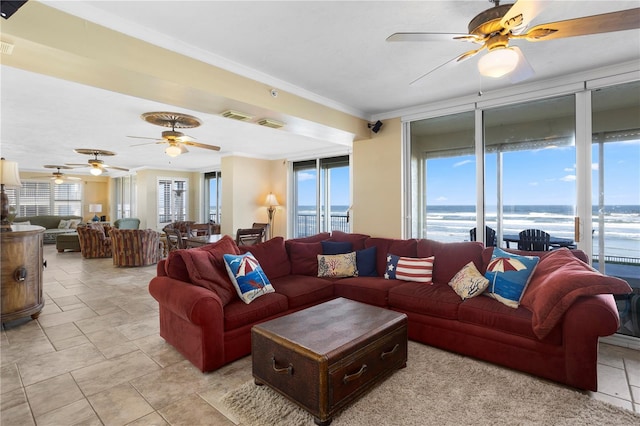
[128,112,220,157]
[387,0,640,84]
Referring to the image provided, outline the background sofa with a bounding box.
[14,215,82,244]
[148,232,631,391]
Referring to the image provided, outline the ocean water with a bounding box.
[425,205,639,259]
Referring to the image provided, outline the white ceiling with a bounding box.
[2,0,639,176]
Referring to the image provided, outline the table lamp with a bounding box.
[89,204,102,222]
[0,158,22,232]
[265,192,280,240]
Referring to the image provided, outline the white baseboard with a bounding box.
[601,333,640,350]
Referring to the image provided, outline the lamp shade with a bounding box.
[0,159,22,188]
[165,145,182,157]
[90,166,103,176]
[265,192,280,207]
[89,204,102,213]
[478,48,519,78]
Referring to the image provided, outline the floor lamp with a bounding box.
[0,158,22,232]
[265,192,279,240]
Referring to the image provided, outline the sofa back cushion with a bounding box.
[364,238,418,277]
[287,241,323,276]
[14,215,83,230]
[164,235,241,305]
[239,236,291,279]
[418,239,484,284]
[327,231,370,251]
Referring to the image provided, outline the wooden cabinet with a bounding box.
[1,224,45,323]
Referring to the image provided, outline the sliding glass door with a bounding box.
[484,95,577,249]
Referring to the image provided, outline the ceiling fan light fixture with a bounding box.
[54,177,64,184]
[478,47,519,78]
[90,167,102,176]
[165,145,182,157]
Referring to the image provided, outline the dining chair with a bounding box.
[235,227,265,246]
[518,229,551,251]
[163,225,187,251]
[188,223,212,238]
[469,226,497,247]
[251,222,269,242]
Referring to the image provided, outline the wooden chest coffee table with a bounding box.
[251,298,408,425]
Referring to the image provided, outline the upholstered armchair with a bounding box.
[77,224,113,259]
[110,228,163,267]
[113,218,141,229]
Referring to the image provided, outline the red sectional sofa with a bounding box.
[148,231,631,391]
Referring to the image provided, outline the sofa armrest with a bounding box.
[561,293,619,391]
[148,276,224,326]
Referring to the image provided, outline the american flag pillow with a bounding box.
[385,254,435,284]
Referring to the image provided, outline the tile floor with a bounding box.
[1,245,639,425]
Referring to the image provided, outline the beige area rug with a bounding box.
[222,341,639,426]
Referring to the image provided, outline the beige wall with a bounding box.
[352,118,403,238]
[221,156,287,238]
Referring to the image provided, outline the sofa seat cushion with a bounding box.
[388,282,461,319]
[224,292,288,331]
[458,296,562,345]
[270,275,335,309]
[334,276,405,307]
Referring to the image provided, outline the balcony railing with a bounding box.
[297,213,349,237]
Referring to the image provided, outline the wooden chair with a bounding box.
[251,222,269,242]
[163,225,187,251]
[470,226,497,247]
[235,227,265,246]
[187,223,212,238]
[518,229,551,251]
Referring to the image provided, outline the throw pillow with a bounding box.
[69,219,81,229]
[239,236,291,279]
[484,247,539,308]
[356,246,377,277]
[321,240,353,255]
[327,230,370,251]
[520,248,632,339]
[448,261,490,300]
[178,249,238,306]
[223,252,275,304]
[385,254,435,283]
[58,219,71,229]
[317,252,357,278]
[287,241,323,276]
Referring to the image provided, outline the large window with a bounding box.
[158,178,188,226]
[205,171,222,223]
[292,155,350,237]
[9,181,82,217]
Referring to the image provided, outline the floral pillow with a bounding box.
[223,252,275,304]
[58,219,71,229]
[69,219,81,229]
[317,252,357,278]
[448,261,489,300]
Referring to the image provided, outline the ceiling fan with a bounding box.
[387,0,640,84]
[65,149,129,176]
[43,165,81,184]
[128,112,220,157]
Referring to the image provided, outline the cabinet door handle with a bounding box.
[13,267,27,282]
[380,344,399,360]
[271,356,293,375]
[343,364,367,384]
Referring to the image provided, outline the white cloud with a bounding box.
[563,167,574,172]
[529,182,539,186]
[297,172,315,182]
[592,163,599,170]
[453,160,473,168]
[436,196,448,201]
[560,174,576,182]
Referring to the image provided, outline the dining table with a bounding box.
[184,233,224,248]
[502,234,575,249]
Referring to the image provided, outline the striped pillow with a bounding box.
[385,254,435,284]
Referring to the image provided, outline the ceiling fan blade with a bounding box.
[517,8,640,42]
[509,46,535,84]
[66,176,82,181]
[501,0,542,32]
[182,141,221,151]
[127,135,161,140]
[103,165,129,172]
[131,141,166,147]
[64,163,88,168]
[387,32,482,43]
[410,49,476,86]
[179,144,189,154]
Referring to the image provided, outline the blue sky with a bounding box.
[427,141,640,206]
[296,166,350,206]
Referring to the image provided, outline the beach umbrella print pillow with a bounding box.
[223,252,275,304]
[484,247,539,308]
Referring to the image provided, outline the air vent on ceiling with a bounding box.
[1,41,15,55]
[220,110,253,121]
[257,118,285,129]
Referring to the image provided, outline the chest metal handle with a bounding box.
[380,344,400,360]
[343,364,367,384]
[271,356,293,375]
